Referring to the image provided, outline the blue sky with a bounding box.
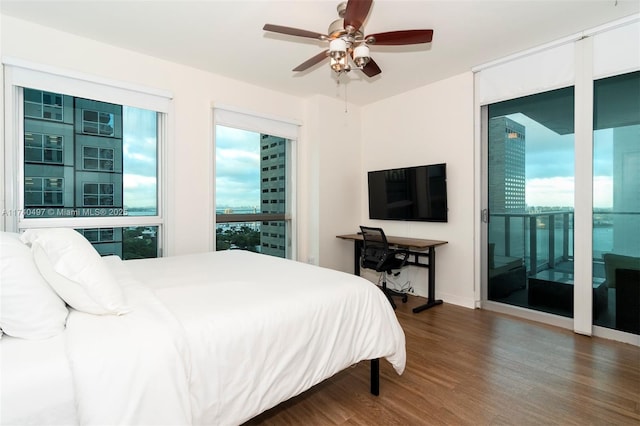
[122,107,157,211]
[508,113,614,208]
[123,120,263,211]
[214,126,260,209]
[142,116,618,212]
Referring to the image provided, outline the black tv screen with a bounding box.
[368,163,448,222]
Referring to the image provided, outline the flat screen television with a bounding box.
[368,163,448,222]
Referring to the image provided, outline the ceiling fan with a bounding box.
[263,0,434,78]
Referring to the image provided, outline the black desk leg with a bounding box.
[412,247,443,313]
[353,240,362,276]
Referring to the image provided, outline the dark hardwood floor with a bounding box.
[246,295,640,425]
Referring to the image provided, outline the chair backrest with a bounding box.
[359,226,390,270]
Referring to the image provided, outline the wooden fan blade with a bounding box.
[361,58,381,77]
[263,24,327,40]
[293,50,329,72]
[343,0,373,32]
[366,29,434,45]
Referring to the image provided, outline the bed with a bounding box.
[0,229,406,425]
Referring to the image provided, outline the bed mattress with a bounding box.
[0,333,77,425]
[1,250,405,426]
[124,250,406,424]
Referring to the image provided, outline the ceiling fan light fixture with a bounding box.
[329,38,347,59]
[263,0,433,79]
[330,55,348,73]
[329,38,349,73]
[353,44,370,68]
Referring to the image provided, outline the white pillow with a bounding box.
[0,231,68,339]
[21,228,129,315]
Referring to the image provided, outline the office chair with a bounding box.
[359,226,410,310]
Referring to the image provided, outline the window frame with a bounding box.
[475,16,639,342]
[212,106,299,260]
[3,60,171,256]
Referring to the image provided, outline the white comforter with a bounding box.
[66,250,406,426]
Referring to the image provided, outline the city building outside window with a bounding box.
[214,117,297,259]
[13,86,163,259]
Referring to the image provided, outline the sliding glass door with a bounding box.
[487,87,576,317]
[484,73,640,336]
[592,71,640,333]
[479,18,639,339]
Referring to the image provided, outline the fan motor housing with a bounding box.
[328,18,363,41]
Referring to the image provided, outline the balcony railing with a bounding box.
[491,211,572,275]
[490,210,639,277]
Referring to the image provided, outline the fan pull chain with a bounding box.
[344,77,348,113]
[335,73,349,113]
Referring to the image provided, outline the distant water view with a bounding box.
[591,226,613,258]
[531,226,613,259]
[490,210,622,276]
[124,206,262,216]
[123,207,157,216]
[216,206,259,215]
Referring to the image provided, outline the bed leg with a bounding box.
[370,358,380,396]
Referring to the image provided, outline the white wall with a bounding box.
[361,73,476,307]
[0,20,4,230]
[1,14,476,308]
[300,95,362,272]
[0,14,333,259]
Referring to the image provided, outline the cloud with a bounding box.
[216,126,259,150]
[526,176,612,208]
[216,148,259,170]
[123,174,157,210]
[122,107,158,210]
[593,176,613,208]
[123,134,156,175]
[503,113,576,179]
[215,176,260,209]
[123,142,156,164]
[215,126,261,207]
[527,176,575,208]
[123,174,156,189]
[120,114,265,210]
[502,113,613,209]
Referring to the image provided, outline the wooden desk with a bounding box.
[337,234,448,313]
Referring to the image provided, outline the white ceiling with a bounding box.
[2,0,639,105]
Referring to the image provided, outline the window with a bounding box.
[25,133,64,164]
[215,127,292,258]
[213,108,298,259]
[24,89,64,121]
[18,88,161,258]
[83,183,114,206]
[487,87,576,317]
[592,71,640,334]
[25,177,64,206]
[77,226,159,258]
[82,109,115,136]
[4,63,170,260]
[477,17,639,338]
[83,146,115,171]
